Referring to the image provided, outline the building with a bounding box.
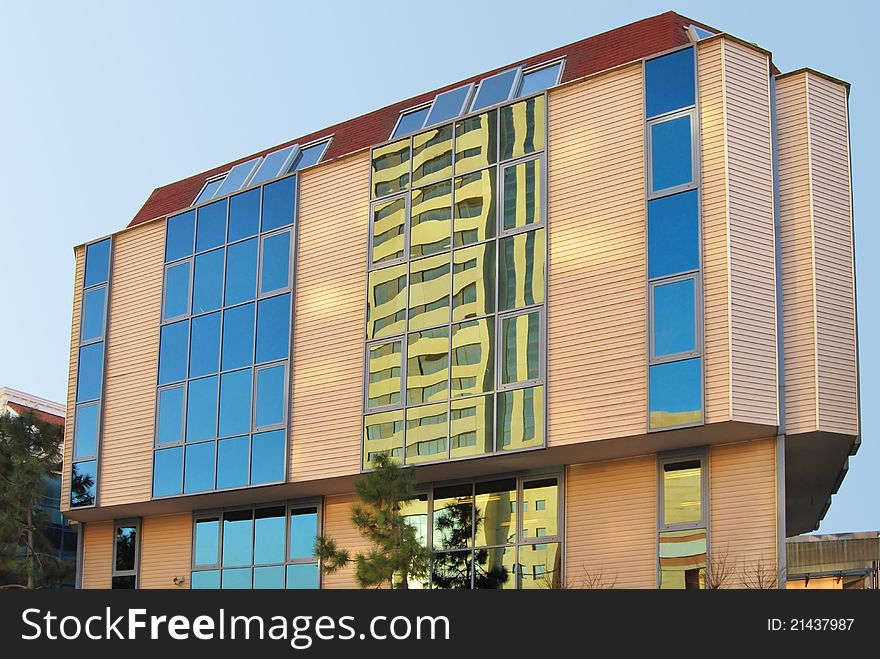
[0,387,77,588]
[787,533,879,589]
[60,11,859,589]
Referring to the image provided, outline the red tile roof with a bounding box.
[8,401,65,429]
[128,11,713,229]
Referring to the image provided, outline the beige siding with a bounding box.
[808,75,858,436]
[710,438,778,586]
[698,37,732,424]
[61,246,85,511]
[566,456,657,588]
[775,74,818,434]
[322,494,372,589]
[100,221,165,505]
[140,513,192,589]
[547,63,647,444]
[82,520,113,589]
[290,154,370,481]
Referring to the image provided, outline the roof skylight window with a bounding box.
[470,68,518,111]
[517,61,563,97]
[391,105,431,139]
[194,176,226,205]
[686,25,715,41]
[290,140,330,171]
[214,157,262,197]
[249,146,297,186]
[425,84,474,127]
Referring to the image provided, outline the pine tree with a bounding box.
[315,453,431,589]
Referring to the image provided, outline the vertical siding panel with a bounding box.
[101,221,165,505]
[290,154,370,481]
[61,246,85,511]
[81,520,113,589]
[322,494,372,589]
[698,38,732,424]
[547,63,647,444]
[140,513,192,589]
[724,41,778,426]
[565,456,656,588]
[710,438,777,585]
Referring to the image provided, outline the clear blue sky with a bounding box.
[0,1,875,534]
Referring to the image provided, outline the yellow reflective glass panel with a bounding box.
[663,460,702,525]
[500,95,546,161]
[401,494,429,547]
[452,242,496,321]
[474,478,516,547]
[405,402,448,464]
[659,528,707,589]
[431,551,472,589]
[371,197,406,264]
[366,340,402,409]
[433,483,473,550]
[499,228,545,311]
[454,112,497,175]
[521,478,558,538]
[519,541,561,589]
[406,327,449,405]
[475,546,516,589]
[412,125,453,187]
[410,181,452,257]
[371,139,410,199]
[453,168,497,246]
[449,395,493,459]
[367,264,407,340]
[408,254,450,331]
[502,157,542,231]
[501,311,541,385]
[363,409,403,469]
[451,319,493,397]
[497,385,544,451]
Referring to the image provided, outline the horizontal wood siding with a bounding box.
[61,246,85,511]
[322,494,372,589]
[81,520,113,589]
[547,63,647,444]
[140,513,192,589]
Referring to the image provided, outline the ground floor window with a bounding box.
[658,450,707,589]
[112,519,140,589]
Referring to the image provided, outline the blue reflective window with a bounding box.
[192,248,224,314]
[228,189,260,242]
[70,460,97,507]
[392,107,430,138]
[256,294,290,364]
[84,239,111,288]
[152,447,183,497]
[650,114,693,193]
[653,279,697,357]
[76,342,104,403]
[81,286,106,342]
[426,85,472,126]
[221,568,252,589]
[254,507,286,565]
[74,403,99,458]
[222,303,255,370]
[186,376,218,442]
[286,563,319,589]
[196,199,227,252]
[649,357,703,430]
[255,365,285,428]
[217,436,250,489]
[254,565,285,589]
[195,177,224,205]
[165,211,196,263]
[222,510,253,567]
[194,518,220,566]
[251,430,284,484]
[189,312,221,378]
[158,320,189,385]
[645,48,695,118]
[291,142,328,171]
[289,508,318,560]
[216,158,261,197]
[648,190,699,278]
[518,62,562,96]
[219,369,252,437]
[225,238,258,306]
[260,231,290,294]
[156,386,185,445]
[191,570,220,589]
[184,442,215,493]
[471,69,517,111]
[251,147,296,186]
[262,178,296,232]
[163,261,191,320]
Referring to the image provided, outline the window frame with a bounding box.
[496,306,545,392]
[515,58,565,97]
[111,518,142,589]
[425,83,476,128]
[646,107,699,199]
[290,137,332,172]
[79,284,109,346]
[154,382,188,448]
[648,272,702,363]
[469,67,520,113]
[257,227,294,297]
[657,449,709,532]
[161,259,194,322]
[363,336,405,414]
[193,173,228,206]
[499,154,547,238]
[215,157,263,198]
[391,103,433,140]
[253,360,289,431]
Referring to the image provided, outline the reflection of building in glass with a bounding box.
[786,533,879,590]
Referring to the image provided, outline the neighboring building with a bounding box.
[787,533,879,589]
[0,387,77,588]
[60,12,859,589]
